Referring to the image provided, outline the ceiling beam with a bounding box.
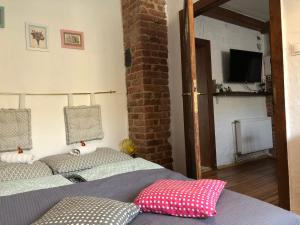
[202,7,267,33]
[193,0,231,17]
[179,0,231,18]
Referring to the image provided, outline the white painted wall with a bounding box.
[194,16,269,166]
[281,0,300,214]
[0,0,128,159]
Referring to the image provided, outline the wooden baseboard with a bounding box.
[217,155,274,170]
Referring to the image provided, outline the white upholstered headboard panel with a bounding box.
[0,109,32,152]
[64,105,104,145]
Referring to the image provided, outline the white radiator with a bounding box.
[235,117,273,155]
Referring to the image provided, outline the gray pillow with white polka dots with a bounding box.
[32,196,140,225]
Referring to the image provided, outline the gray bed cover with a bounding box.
[0,169,300,225]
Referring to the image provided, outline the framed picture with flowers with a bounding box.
[60,29,84,50]
[25,23,49,51]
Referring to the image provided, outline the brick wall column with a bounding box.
[121,0,173,169]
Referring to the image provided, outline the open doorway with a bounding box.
[179,0,289,210]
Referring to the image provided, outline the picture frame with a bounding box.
[60,29,85,50]
[25,23,49,51]
[0,6,4,28]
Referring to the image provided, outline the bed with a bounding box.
[1,156,300,225]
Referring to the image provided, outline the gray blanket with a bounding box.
[0,169,299,225]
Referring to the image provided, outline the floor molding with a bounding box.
[217,155,274,170]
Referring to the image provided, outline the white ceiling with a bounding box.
[221,0,270,22]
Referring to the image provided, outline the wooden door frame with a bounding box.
[195,38,217,169]
[181,0,202,179]
[269,0,290,210]
[179,0,290,210]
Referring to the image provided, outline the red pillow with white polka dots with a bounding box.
[134,179,226,218]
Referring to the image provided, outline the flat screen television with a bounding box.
[227,49,263,83]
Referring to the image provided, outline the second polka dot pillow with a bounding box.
[134,179,226,218]
[32,196,140,225]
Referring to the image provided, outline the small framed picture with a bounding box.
[60,29,84,50]
[25,23,48,51]
[0,6,4,28]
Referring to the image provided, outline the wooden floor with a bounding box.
[203,158,279,206]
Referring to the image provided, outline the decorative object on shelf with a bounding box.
[242,84,256,92]
[224,86,232,93]
[213,92,271,97]
[120,138,136,157]
[216,83,232,93]
[0,6,5,28]
[60,29,84,50]
[25,23,48,51]
[216,83,224,93]
[257,82,266,93]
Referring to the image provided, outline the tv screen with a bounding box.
[227,49,263,83]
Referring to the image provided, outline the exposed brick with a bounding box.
[121,0,172,169]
